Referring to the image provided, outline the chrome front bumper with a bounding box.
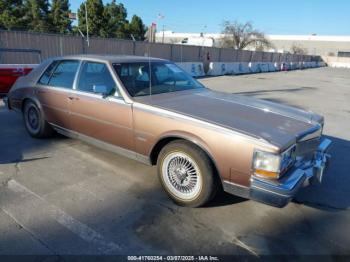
[223,138,332,208]
[250,138,332,207]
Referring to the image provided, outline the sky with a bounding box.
[70,0,350,35]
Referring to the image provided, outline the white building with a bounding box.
[155,31,350,56]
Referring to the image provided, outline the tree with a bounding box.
[128,15,146,41]
[103,0,128,37]
[50,0,72,33]
[77,0,107,37]
[0,0,26,30]
[23,0,50,32]
[0,0,146,39]
[290,43,308,55]
[221,20,272,50]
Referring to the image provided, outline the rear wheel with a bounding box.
[23,100,53,138]
[157,140,217,207]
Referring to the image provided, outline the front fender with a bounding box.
[150,130,221,180]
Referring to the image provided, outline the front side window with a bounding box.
[77,61,117,96]
[113,62,204,97]
[48,60,79,89]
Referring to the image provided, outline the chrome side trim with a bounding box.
[36,85,125,105]
[36,85,72,94]
[72,60,83,90]
[69,88,126,103]
[133,102,278,151]
[107,61,133,104]
[222,180,250,199]
[251,184,294,198]
[50,124,151,165]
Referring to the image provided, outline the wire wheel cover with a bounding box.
[162,152,202,200]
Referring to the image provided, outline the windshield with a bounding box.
[113,62,204,97]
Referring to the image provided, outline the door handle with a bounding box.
[68,96,79,101]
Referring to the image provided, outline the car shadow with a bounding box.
[0,106,68,166]
[293,135,350,210]
[205,190,247,208]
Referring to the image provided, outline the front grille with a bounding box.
[280,145,296,175]
[296,137,320,159]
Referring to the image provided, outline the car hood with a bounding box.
[134,89,323,149]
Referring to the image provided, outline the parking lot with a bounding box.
[0,67,349,256]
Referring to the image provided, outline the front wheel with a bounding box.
[157,140,218,207]
[23,100,53,138]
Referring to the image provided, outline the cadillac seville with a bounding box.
[4,55,332,207]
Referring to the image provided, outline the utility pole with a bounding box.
[157,13,165,43]
[201,25,207,47]
[85,2,89,47]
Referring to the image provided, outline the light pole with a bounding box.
[85,2,89,47]
[75,2,89,47]
[157,13,165,43]
[201,25,207,47]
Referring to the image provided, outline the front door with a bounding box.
[69,61,134,151]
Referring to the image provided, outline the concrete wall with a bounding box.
[322,55,350,68]
[270,39,350,56]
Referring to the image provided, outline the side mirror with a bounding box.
[93,84,108,96]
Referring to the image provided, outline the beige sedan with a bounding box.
[4,55,332,207]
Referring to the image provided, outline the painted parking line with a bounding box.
[2,179,122,254]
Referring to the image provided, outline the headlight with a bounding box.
[253,146,296,179]
[253,150,281,179]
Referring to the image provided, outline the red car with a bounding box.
[0,64,36,96]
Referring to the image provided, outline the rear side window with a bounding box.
[48,60,79,89]
[38,61,58,85]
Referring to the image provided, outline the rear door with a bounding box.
[36,60,80,130]
[69,60,134,151]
